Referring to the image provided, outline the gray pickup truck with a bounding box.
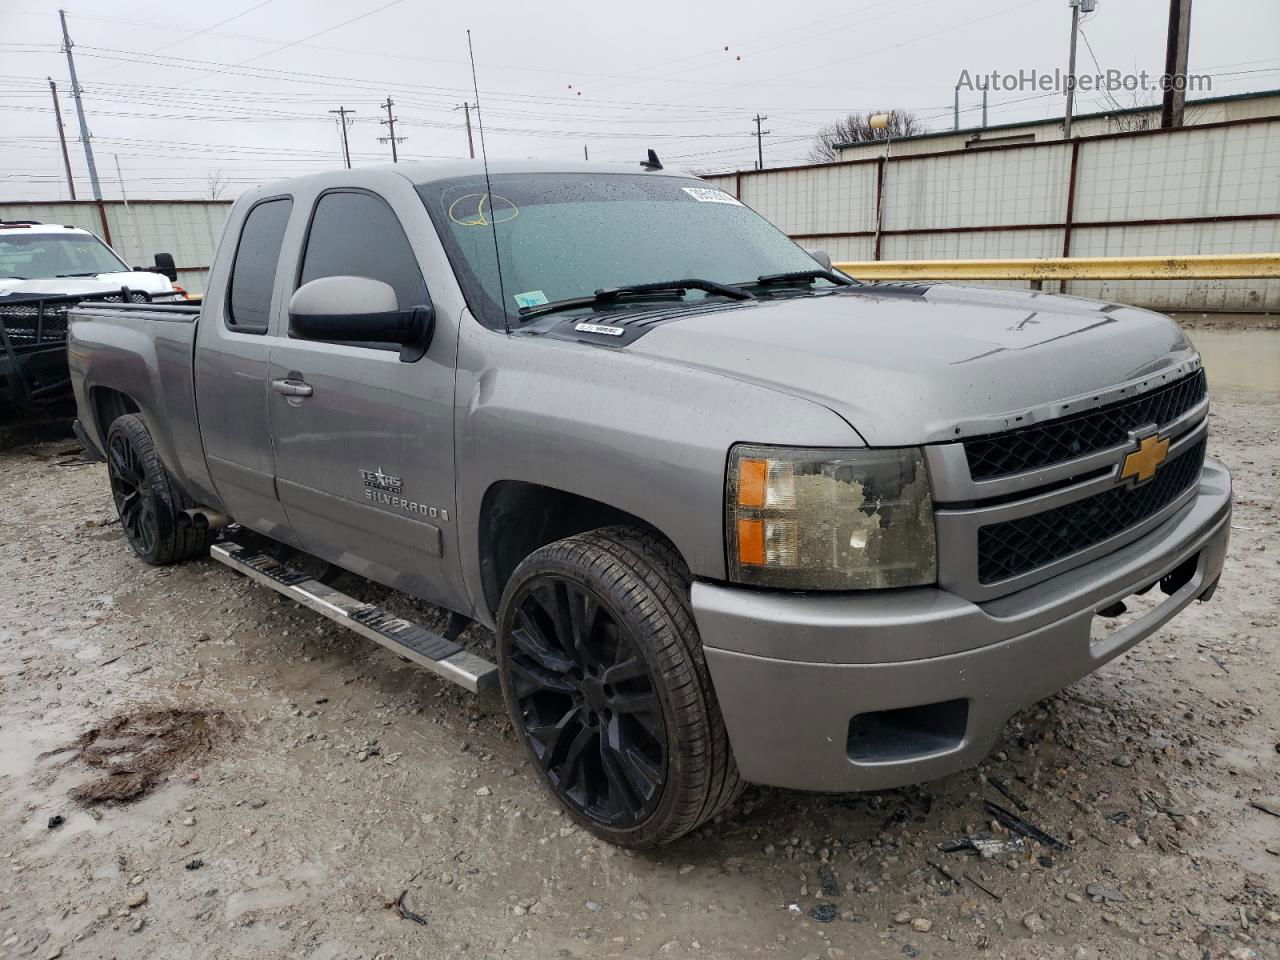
[68,160,1231,847]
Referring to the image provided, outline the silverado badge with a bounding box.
[1120,433,1170,485]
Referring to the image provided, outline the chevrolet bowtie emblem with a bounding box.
[1120,433,1170,485]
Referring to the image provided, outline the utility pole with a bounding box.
[378,96,405,162]
[47,78,76,200]
[58,9,101,200]
[583,144,589,161]
[752,113,769,170]
[1160,0,1192,127]
[981,83,989,128]
[329,106,355,168]
[455,102,475,159]
[954,83,960,131]
[1064,0,1082,138]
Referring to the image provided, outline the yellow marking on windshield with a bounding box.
[448,193,519,227]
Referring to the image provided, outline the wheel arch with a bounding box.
[476,480,684,620]
[89,386,141,440]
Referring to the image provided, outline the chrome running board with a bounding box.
[210,540,498,694]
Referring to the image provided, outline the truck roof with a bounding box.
[244,158,696,200]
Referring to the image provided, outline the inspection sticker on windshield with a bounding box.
[513,290,549,308]
[575,322,625,337]
[681,187,743,205]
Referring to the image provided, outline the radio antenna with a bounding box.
[467,29,509,335]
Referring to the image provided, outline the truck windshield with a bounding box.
[0,232,129,280]
[417,173,831,329]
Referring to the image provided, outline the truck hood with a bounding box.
[629,285,1198,445]
[0,271,175,297]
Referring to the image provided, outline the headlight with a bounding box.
[726,444,936,590]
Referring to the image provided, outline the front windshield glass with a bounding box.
[0,232,128,280]
[417,173,830,328]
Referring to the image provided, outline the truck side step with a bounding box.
[210,541,499,694]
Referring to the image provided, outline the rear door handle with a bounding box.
[271,378,313,398]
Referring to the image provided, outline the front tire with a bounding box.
[497,526,743,848]
[106,414,213,565]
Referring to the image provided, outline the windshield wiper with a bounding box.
[56,272,101,278]
[518,278,753,320]
[751,269,857,288]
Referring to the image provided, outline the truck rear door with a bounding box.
[266,187,464,610]
[193,195,302,547]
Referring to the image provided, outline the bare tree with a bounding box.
[206,169,230,201]
[809,110,925,162]
[1094,89,1161,133]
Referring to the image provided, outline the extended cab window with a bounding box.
[297,191,427,314]
[226,198,292,334]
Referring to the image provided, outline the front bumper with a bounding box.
[695,458,1231,792]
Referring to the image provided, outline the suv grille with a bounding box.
[977,438,1206,584]
[964,370,1206,480]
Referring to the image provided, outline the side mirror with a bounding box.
[152,252,178,283]
[289,275,434,362]
[807,249,833,271]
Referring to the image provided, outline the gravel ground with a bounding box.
[1,383,1276,960]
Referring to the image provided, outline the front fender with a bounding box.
[454,319,861,613]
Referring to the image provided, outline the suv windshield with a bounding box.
[417,173,832,328]
[0,232,128,280]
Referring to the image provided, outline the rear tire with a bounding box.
[105,414,213,565]
[497,525,743,848]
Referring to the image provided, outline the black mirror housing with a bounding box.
[290,305,435,361]
[152,252,178,283]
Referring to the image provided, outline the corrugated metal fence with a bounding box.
[0,200,231,295]
[704,116,1280,312]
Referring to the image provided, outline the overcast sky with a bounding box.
[2,0,1277,201]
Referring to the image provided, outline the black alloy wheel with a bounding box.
[104,414,213,565]
[505,576,667,827]
[108,425,159,557]
[497,527,743,848]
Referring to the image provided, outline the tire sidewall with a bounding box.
[496,547,690,848]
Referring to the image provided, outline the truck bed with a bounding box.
[67,300,214,504]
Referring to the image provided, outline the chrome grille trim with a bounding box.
[934,415,1208,602]
[925,395,1209,503]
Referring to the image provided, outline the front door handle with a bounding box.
[271,378,313,398]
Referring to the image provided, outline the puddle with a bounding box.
[1189,329,1280,396]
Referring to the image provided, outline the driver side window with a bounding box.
[298,191,428,312]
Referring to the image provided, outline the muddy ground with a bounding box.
[1,378,1277,960]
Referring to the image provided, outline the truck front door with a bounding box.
[266,187,465,610]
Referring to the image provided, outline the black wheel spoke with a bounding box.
[507,656,577,697]
[512,610,575,674]
[567,587,602,659]
[599,738,643,819]
[526,705,582,770]
[559,725,596,794]
[603,655,647,686]
[504,573,668,829]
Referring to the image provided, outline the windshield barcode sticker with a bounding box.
[575,322,625,337]
[681,187,743,205]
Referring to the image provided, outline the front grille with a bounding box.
[0,301,74,346]
[965,370,1207,480]
[977,438,1206,584]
